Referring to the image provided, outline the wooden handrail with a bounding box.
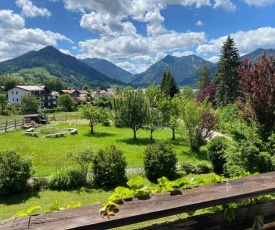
[2,172,275,229]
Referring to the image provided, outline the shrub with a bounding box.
[0,150,33,195]
[181,162,196,174]
[28,177,49,191]
[225,138,275,176]
[181,161,213,174]
[49,168,86,190]
[207,136,229,175]
[66,149,94,178]
[92,145,127,186]
[144,142,177,181]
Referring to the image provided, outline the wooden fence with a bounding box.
[0,119,25,133]
[1,172,275,229]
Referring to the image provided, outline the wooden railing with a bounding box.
[0,119,25,133]
[1,172,275,229]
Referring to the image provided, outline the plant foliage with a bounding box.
[143,142,177,181]
[92,145,127,186]
[0,150,33,195]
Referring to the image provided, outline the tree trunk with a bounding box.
[150,130,153,141]
[172,128,175,140]
[90,125,94,134]
[133,129,137,140]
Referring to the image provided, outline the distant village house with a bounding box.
[7,85,57,108]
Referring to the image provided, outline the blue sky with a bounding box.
[1,0,275,74]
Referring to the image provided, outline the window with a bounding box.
[16,98,18,101]
[16,91,18,95]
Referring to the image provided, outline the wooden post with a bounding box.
[14,119,17,129]
[5,121,7,133]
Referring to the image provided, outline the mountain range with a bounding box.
[0,46,274,89]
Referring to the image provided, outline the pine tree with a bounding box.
[196,65,211,91]
[215,36,241,107]
[160,71,179,98]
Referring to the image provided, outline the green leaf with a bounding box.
[16,211,27,217]
[127,176,144,189]
[66,202,81,209]
[174,177,188,188]
[27,206,41,215]
[253,215,264,230]
[187,210,196,217]
[224,206,235,223]
[158,176,170,187]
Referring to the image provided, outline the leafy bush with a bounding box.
[181,161,213,174]
[0,150,33,195]
[28,177,49,191]
[92,145,127,186]
[144,142,177,181]
[66,149,94,178]
[207,136,229,175]
[225,138,275,177]
[49,168,86,190]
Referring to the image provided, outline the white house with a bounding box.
[7,85,57,108]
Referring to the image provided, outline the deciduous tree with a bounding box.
[57,94,76,112]
[237,54,275,138]
[80,104,108,134]
[113,87,148,140]
[20,94,42,114]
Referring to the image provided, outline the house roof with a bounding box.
[60,89,80,94]
[14,85,46,91]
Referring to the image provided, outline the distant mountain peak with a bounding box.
[161,55,178,64]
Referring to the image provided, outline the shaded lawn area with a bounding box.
[0,187,113,221]
[0,123,209,176]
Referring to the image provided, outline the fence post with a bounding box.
[5,121,7,133]
[14,119,17,129]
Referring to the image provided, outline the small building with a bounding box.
[7,85,57,108]
[59,89,80,98]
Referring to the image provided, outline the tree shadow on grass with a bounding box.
[0,191,40,205]
[180,148,209,161]
[116,138,156,146]
[84,132,116,138]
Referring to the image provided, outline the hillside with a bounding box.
[241,48,275,62]
[0,46,123,89]
[130,54,215,87]
[80,58,133,83]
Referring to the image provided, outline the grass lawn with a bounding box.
[0,115,211,222]
[0,120,209,176]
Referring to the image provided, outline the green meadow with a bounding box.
[0,116,210,221]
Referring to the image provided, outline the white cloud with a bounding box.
[197,27,275,55]
[77,31,205,73]
[59,49,72,55]
[16,0,51,18]
[208,55,219,63]
[116,61,136,73]
[0,10,72,62]
[0,10,25,29]
[80,11,137,36]
[195,20,204,26]
[172,51,195,57]
[242,0,275,7]
[145,10,166,36]
[213,0,237,12]
[77,31,205,60]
